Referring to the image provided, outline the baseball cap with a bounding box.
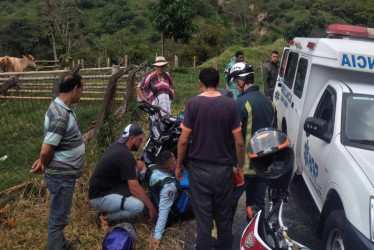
[118,124,144,144]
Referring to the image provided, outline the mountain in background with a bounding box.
[0,0,373,67]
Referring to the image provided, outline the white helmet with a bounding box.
[229,62,254,82]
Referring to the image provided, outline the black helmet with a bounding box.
[247,128,295,190]
[228,62,254,82]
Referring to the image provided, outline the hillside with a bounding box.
[0,0,373,67]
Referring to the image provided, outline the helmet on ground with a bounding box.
[247,128,295,190]
[228,62,254,83]
[102,223,137,250]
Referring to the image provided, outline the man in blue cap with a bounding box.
[88,124,158,230]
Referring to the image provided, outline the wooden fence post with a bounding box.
[125,55,128,67]
[83,65,136,142]
[174,55,178,68]
[213,57,218,70]
[106,58,110,67]
[111,64,120,75]
[193,56,196,68]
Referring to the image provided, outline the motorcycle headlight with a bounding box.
[371,197,374,242]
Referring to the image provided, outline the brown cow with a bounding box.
[0,54,37,76]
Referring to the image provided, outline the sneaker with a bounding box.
[95,212,110,231]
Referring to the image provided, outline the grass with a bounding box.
[0,39,288,249]
[0,68,202,249]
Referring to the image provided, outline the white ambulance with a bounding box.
[273,24,374,249]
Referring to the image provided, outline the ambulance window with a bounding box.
[293,58,308,98]
[279,50,289,77]
[284,52,298,89]
[314,87,336,141]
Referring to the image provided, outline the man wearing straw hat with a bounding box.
[136,56,175,117]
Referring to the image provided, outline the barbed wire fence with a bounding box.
[0,61,148,196]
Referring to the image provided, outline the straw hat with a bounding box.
[152,56,168,66]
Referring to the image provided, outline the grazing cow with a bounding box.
[0,54,37,76]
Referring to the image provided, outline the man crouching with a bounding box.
[88,124,158,230]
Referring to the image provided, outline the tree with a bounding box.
[178,24,226,66]
[46,0,57,61]
[284,19,313,42]
[95,29,152,65]
[149,0,195,56]
[45,0,83,58]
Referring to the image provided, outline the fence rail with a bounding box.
[0,62,147,194]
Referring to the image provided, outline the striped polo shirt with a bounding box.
[44,97,85,180]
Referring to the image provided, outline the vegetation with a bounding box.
[1,0,374,248]
[149,0,196,55]
[1,0,374,67]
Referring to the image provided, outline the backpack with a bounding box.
[144,165,194,220]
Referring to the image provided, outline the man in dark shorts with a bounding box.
[176,68,245,250]
[88,124,157,230]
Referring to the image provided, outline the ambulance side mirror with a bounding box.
[304,117,331,143]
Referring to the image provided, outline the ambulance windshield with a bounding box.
[343,94,374,148]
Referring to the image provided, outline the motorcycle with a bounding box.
[138,101,187,165]
[240,128,310,250]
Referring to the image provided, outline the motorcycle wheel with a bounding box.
[323,210,346,250]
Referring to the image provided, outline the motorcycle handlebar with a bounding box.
[138,102,161,115]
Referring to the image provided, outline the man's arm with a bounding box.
[136,86,151,104]
[176,129,191,180]
[128,179,158,221]
[151,184,177,245]
[233,131,245,183]
[30,143,55,174]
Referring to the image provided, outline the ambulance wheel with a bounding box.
[323,210,346,250]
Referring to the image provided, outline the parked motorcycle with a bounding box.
[240,128,310,250]
[138,101,187,165]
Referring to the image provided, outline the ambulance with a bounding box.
[273,24,374,249]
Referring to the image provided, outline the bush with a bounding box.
[285,15,294,23]
[279,1,294,9]
[172,67,190,74]
[150,33,161,43]
[133,16,146,29]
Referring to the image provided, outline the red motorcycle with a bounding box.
[240,128,310,250]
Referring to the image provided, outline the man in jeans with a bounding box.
[177,68,245,249]
[30,73,85,250]
[88,124,157,230]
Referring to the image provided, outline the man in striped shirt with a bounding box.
[136,56,174,117]
[30,73,85,250]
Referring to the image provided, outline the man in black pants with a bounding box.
[177,68,245,249]
[229,62,275,221]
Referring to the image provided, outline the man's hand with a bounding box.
[236,168,245,187]
[30,159,45,174]
[148,205,158,222]
[135,160,146,172]
[175,165,184,180]
[150,238,161,246]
